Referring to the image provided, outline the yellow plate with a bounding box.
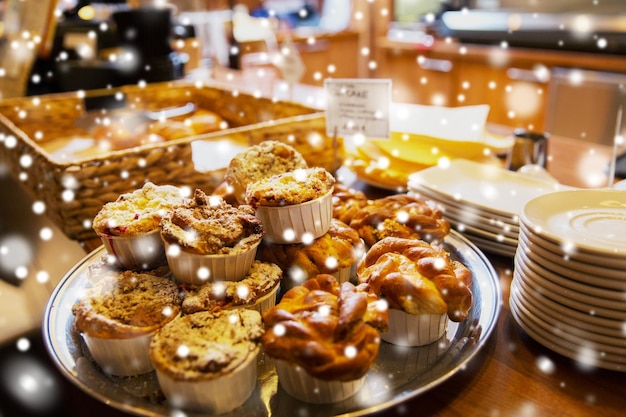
[345,140,430,189]
[372,132,513,166]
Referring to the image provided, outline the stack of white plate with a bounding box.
[407,159,565,257]
[511,189,626,372]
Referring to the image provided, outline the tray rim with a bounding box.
[42,230,502,417]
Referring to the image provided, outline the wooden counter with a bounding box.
[377,36,626,73]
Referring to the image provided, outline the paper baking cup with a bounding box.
[381,309,448,347]
[274,360,365,404]
[280,265,351,295]
[238,283,280,315]
[99,230,167,270]
[332,266,352,284]
[81,332,154,377]
[255,189,333,244]
[155,348,259,414]
[164,240,260,285]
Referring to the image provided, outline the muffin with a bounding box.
[160,189,264,285]
[71,269,182,376]
[92,182,186,270]
[181,260,282,315]
[347,194,450,247]
[246,167,335,244]
[225,140,308,204]
[149,309,263,414]
[262,274,388,403]
[357,237,473,346]
[257,218,364,291]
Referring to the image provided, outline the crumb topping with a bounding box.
[225,140,308,196]
[72,270,182,338]
[160,189,264,255]
[149,309,263,381]
[93,182,185,237]
[182,261,282,314]
[245,167,335,208]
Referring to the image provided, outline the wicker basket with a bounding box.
[0,81,341,243]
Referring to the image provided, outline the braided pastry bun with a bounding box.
[357,237,473,322]
[256,218,364,281]
[262,274,388,381]
[332,184,370,225]
[348,194,450,247]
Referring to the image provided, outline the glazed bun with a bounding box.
[262,274,387,381]
[357,237,473,322]
[257,218,363,281]
[348,194,450,246]
[332,184,370,225]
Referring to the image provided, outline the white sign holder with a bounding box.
[324,78,392,170]
[324,78,392,138]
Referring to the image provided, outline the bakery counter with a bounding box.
[376,35,626,73]
[374,32,626,130]
[1,131,625,416]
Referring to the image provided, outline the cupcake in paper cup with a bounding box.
[92,182,186,270]
[160,189,264,285]
[181,260,282,316]
[257,218,364,293]
[382,310,448,346]
[99,231,164,271]
[149,309,263,414]
[262,274,388,404]
[246,167,335,244]
[224,140,309,205]
[357,237,473,347]
[273,359,367,404]
[71,269,182,376]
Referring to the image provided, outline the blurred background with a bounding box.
[0,0,625,415]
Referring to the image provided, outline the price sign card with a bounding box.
[325,79,391,139]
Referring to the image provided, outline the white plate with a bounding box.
[518,233,625,281]
[514,253,626,319]
[451,221,518,246]
[513,268,626,341]
[408,185,519,224]
[519,221,626,269]
[519,216,626,260]
[521,189,626,256]
[42,231,502,417]
[511,275,626,354]
[432,199,519,240]
[511,270,626,331]
[441,206,519,239]
[516,247,626,302]
[463,234,517,258]
[408,159,566,217]
[516,239,626,291]
[510,282,626,372]
[515,258,626,313]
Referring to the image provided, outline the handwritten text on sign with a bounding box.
[325,79,391,138]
